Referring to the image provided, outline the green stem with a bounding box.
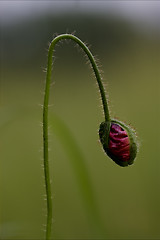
[43,34,110,240]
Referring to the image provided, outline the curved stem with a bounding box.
[43,34,110,239]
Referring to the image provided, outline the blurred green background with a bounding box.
[0,1,160,239]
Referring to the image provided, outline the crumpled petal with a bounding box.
[108,123,130,161]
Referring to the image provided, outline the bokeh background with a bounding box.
[0,1,160,239]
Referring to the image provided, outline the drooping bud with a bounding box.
[99,120,137,167]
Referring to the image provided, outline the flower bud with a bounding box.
[99,120,137,167]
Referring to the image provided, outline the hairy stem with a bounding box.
[43,34,110,239]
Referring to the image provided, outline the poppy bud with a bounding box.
[99,120,137,167]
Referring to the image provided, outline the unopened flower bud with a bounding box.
[99,120,137,167]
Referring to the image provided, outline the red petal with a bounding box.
[108,123,130,161]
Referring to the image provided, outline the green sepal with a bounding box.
[99,120,111,152]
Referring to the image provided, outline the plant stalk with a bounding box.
[43,34,110,239]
